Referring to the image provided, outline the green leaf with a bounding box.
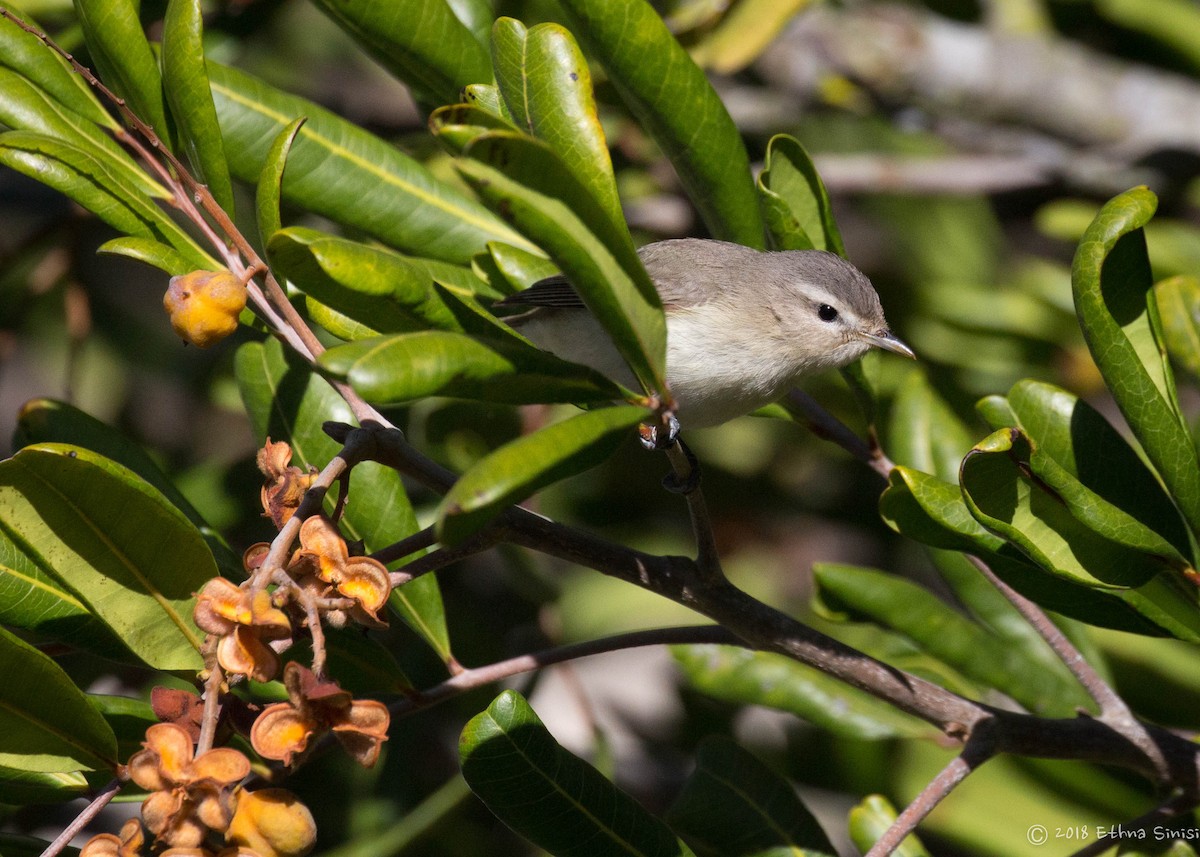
[666,737,836,857]
[0,131,214,268]
[235,338,451,662]
[97,236,192,275]
[556,0,764,246]
[437,405,649,544]
[1071,187,1200,534]
[1155,274,1200,384]
[757,134,845,255]
[888,370,974,481]
[428,100,519,153]
[993,379,1193,559]
[162,0,234,215]
[255,117,305,244]
[673,644,938,740]
[474,241,558,294]
[0,66,166,198]
[849,795,931,857]
[268,227,462,334]
[309,0,492,106]
[320,330,627,407]
[458,133,667,392]
[880,466,1007,555]
[961,429,1200,640]
[0,626,117,772]
[207,61,532,264]
[460,690,694,857]
[812,563,1090,716]
[13,397,240,578]
[0,0,114,127]
[73,0,170,141]
[0,445,210,670]
[689,0,812,74]
[0,765,89,804]
[491,18,624,234]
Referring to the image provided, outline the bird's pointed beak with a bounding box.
[861,329,916,360]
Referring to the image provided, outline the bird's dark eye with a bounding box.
[818,304,838,322]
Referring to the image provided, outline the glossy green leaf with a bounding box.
[97,236,192,275]
[0,131,214,269]
[447,0,492,47]
[961,429,1200,640]
[438,405,649,544]
[0,626,117,772]
[309,0,492,105]
[673,645,937,740]
[458,133,666,392]
[991,379,1192,558]
[255,117,304,244]
[0,66,166,198]
[460,690,694,857]
[73,0,170,141]
[320,329,626,407]
[491,18,624,233]
[208,61,532,264]
[235,338,451,662]
[0,445,209,670]
[162,0,234,215]
[268,227,462,334]
[12,397,240,577]
[849,796,931,857]
[1072,187,1200,534]
[461,82,513,120]
[812,563,1089,715]
[0,1,114,127]
[1155,274,1200,384]
[757,134,845,256]
[881,466,1007,555]
[666,737,836,857]
[556,0,763,246]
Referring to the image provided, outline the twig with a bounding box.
[195,665,225,756]
[370,525,438,566]
[390,625,740,718]
[865,741,993,856]
[390,531,499,587]
[785,390,894,478]
[37,777,122,857]
[663,441,722,578]
[967,556,1169,779]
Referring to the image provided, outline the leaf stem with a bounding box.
[37,777,121,857]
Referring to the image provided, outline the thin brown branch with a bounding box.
[390,625,740,718]
[370,525,438,567]
[390,531,499,587]
[37,777,122,857]
[785,390,893,478]
[195,665,225,756]
[865,741,993,856]
[664,440,722,578]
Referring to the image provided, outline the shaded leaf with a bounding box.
[474,241,558,295]
[0,625,117,772]
[1155,274,1200,384]
[0,766,89,805]
[255,116,305,244]
[98,236,192,275]
[309,0,492,105]
[673,645,937,740]
[849,795,931,857]
[1071,187,1200,534]
[666,736,836,857]
[162,0,234,214]
[460,690,694,857]
[438,405,649,544]
[888,370,974,481]
[556,0,763,246]
[208,61,532,264]
[235,338,451,662]
[812,563,1090,716]
[757,134,845,256]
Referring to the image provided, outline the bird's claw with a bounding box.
[638,414,681,450]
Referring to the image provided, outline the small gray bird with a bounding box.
[499,238,914,429]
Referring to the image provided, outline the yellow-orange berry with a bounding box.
[226,789,316,857]
[163,270,247,348]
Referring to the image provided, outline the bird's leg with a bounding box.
[660,435,701,495]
